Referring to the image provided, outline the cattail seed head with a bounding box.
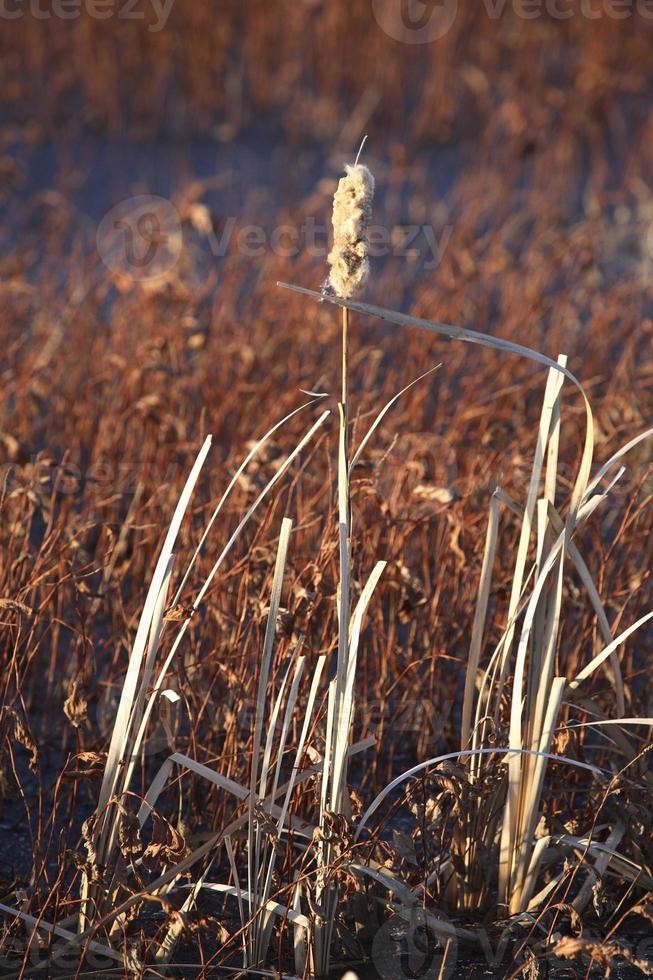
[327,163,375,299]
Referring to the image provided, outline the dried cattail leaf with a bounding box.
[0,707,39,771]
[0,598,33,617]
[412,484,458,505]
[118,812,142,857]
[63,679,89,729]
[142,820,190,870]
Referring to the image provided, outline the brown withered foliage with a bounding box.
[0,6,652,977]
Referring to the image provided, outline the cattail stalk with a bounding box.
[312,150,375,978]
[341,306,348,416]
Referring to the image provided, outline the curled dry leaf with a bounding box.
[119,811,143,857]
[553,935,653,976]
[63,679,89,729]
[0,706,39,772]
[412,484,458,505]
[0,598,33,617]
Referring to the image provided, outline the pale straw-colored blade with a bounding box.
[96,435,211,846]
[348,365,440,474]
[170,398,326,610]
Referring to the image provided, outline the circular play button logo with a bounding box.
[372,0,458,43]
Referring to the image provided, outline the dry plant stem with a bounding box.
[336,302,351,763]
[313,306,352,977]
[339,306,352,800]
[342,306,349,432]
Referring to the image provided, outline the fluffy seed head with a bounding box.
[327,162,375,299]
